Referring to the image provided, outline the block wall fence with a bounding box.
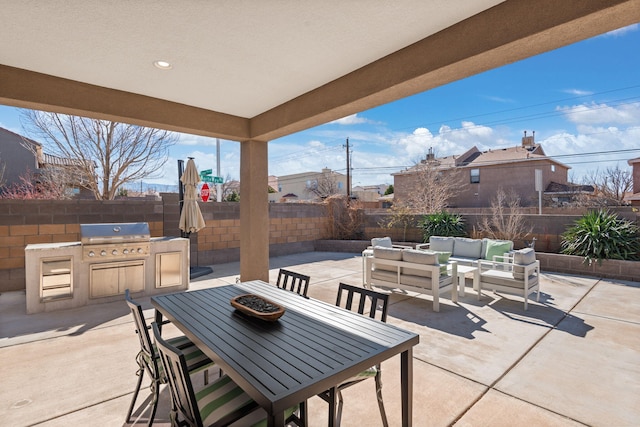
[1,197,638,291]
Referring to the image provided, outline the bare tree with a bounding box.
[584,166,632,206]
[476,188,532,242]
[379,203,415,242]
[402,160,463,213]
[305,170,340,199]
[20,110,177,200]
[324,194,364,239]
[0,168,72,199]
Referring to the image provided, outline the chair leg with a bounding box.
[147,377,160,427]
[125,364,145,423]
[336,389,344,427]
[375,370,389,427]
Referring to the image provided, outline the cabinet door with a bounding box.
[119,262,145,293]
[156,252,183,288]
[90,266,120,298]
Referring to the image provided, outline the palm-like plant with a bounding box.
[561,209,640,265]
[420,211,466,242]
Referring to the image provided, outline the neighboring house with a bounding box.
[626,157,640,207]
[272,168,347,202]
[0,127,93,197]
[352,184,390,208]
[393,132,572,208]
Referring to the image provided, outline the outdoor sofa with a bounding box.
[364,246,457,312]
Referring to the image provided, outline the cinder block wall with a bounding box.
[0,199,164,292]
[3,198,638,291]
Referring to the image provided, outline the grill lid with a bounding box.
[80,222,150,245]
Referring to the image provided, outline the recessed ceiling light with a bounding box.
[153,60,172,70]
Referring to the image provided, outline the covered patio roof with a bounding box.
[2,0,639,280]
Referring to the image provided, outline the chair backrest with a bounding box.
[152,322,203,426]
[125,289,156,361]
[276,269,310,297]
[336,283,389,322]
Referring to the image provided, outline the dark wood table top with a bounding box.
[151,280,419,420]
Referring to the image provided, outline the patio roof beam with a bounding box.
[0,65,250,142]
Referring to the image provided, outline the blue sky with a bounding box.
[1,24,639,190]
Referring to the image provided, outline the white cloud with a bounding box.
[329,113,376,125]
[602,23,639,37]
[562,89,593,96]
[557,102,640,125]
[176,134,221,146]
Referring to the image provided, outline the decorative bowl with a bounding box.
[230,294,285,322]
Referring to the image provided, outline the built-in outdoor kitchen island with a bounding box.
[24,222,189,314]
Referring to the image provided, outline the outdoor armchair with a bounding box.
[124,289,214,426]
[317,283,390,427]
[477,248,541,310]
[151,322,303,427]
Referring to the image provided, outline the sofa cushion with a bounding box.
[484,239,513,261]
[373,246,403,272]
[429,236,454,253]
[453,237,483,259]
[513,248,537,280]
[481,269,538,289]
[371,269,399,283]
[420,250,451,274]
[401,273,452,289]
[371,237,393,248]
[402,249,437,264]
[401,249,438,277]
[373,246,403,260]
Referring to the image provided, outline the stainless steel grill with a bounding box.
[80,222,150,261]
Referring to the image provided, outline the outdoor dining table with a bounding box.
[151,280,419,427]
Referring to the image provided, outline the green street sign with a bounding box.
[200,169,212,177]
[201,176,213,183]
[213,176,224,184]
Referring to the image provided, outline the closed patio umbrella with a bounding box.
[179,158,206,234]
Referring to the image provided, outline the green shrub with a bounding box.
[419,211,466,242]
[560,209,640,265]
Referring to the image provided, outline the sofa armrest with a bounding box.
[415,243,430,250]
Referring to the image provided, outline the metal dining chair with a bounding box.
[124,289,214,427]
[151,322,306,427]
[276,268,310,297]
[318,283,390,427]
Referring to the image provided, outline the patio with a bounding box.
[2,251,639,426]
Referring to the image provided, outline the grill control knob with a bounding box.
[137,248,144,254]
[88,251,95,257]
[112,249,118,255]
[100,250,107,256]
[123,249,129,254]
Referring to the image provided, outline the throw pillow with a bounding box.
[429,236,454,253]
[371,237,393,248]
[484,239,513,261]
[513,248,536,280]
[453,237,483,259]
[419,250,451,274]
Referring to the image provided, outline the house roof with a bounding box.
[0,126,41,149]
[396,143,569,175]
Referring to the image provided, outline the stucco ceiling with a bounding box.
[1,1,639,141]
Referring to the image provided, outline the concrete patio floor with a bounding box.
[2,251,639,427]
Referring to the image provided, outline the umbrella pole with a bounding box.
[179,158,212,279]
[178,159,187,239]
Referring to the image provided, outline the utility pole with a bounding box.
[344,137,351,198]
[216,138,222,202]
